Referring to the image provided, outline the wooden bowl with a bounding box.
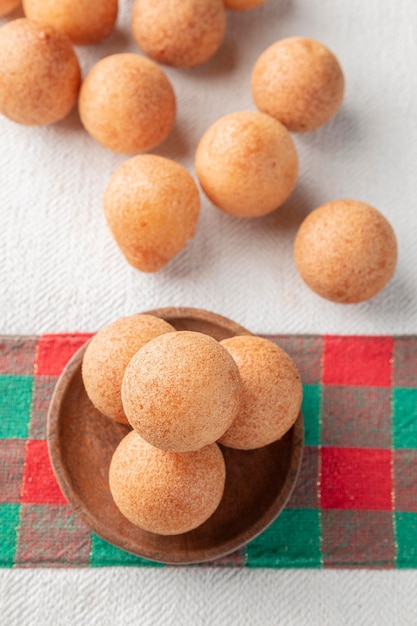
[47,307,304,564]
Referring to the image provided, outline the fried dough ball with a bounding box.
[22,0,118,46]
[82,314,175,424]
[121,331,242,452]
[0,0,20,16]
[294,200,398,303]
[0,18,80,125]
[224,0,266,9]
[109,431,226,535]
[79,53,176,154]
[252,37,345,132]
[195,111,298,218]
[218,336,302,449]
[131,0,226,68]
[104,155,200,272]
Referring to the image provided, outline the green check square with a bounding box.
[0,504,20,567]
[90,533,164,567]
[393,388,417,449]
[246,509,321,568]
[0,375,33,439]
[302,384,321,446]
[395,512,417,568]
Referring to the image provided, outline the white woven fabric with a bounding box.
[1,568,417,626]
[1,0,416,336]
[1,0,417,623]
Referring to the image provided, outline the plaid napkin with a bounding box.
[1,334,416,568]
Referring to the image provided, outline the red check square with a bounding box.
[35,334,92,376]
[323,336,393,387]
[321,446,392,510]
[21,440,66,505]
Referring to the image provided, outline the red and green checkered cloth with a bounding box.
[1,333,417,568]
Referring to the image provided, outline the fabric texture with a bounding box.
[1,0,416,339]
[1,333,416,569]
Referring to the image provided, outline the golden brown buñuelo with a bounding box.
[0,0,20,16]
[131,0,226,67]
[219,336,303,449]
[121,330,242,452]
[195,111,298,218]
[252,37,345,132]
[79,54,176,154]
[22,0,118,45]
[0,19,80,126]
[82,314,175,424]
[103,155,200,272]
[109,431,226,535]
[294,200,398,303]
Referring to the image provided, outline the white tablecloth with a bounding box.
[1,0,417,623]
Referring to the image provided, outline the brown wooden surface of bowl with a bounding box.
[47,307,304,564]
